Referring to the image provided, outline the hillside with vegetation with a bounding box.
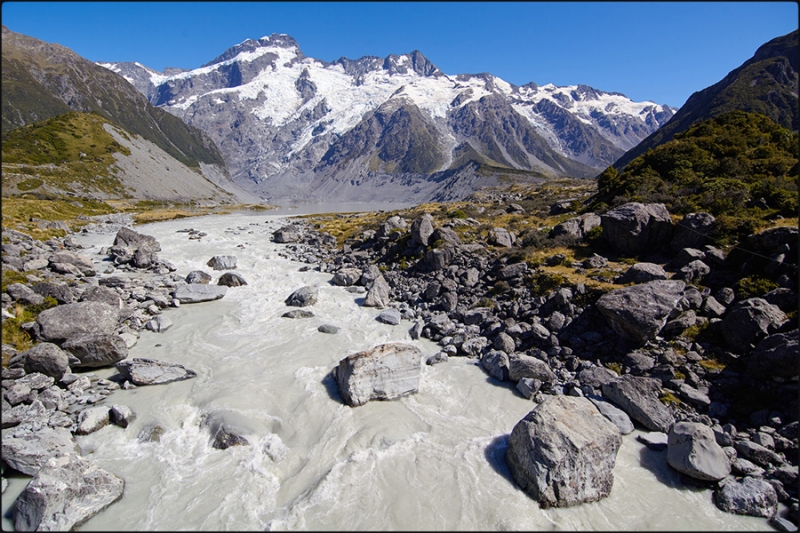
[613,30,798,171]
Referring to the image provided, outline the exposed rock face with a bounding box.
[61,334,128,368]
[714,477,778,518]
[285,285,319,307]
[116,358,197,386]
[506,396,622,508]
[14,453,125,531]
[600,202,674,255]
[173,284,227,303]
[35,301,119,343]
[333,343,422,406]
[666,422,731,481]
[595,280,685,344]
[720,298,788,352]
[601,375,675,433]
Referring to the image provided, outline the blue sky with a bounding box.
[2,1,796,108]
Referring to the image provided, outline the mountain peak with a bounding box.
[202,33,302,68]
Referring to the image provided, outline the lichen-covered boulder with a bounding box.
[506,395,622,508]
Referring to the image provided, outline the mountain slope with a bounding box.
[100,34,676,203]
[1,25,226,172]
[612,30,798,171]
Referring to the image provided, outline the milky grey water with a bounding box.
[2,210,770,531]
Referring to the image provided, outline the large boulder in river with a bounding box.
[506,395,622,508]
[113,226,160,251]
[720,298,787,352]
[285,285,319,307]
[332,267,361,287]
[363,275,390,308]
[116,358,197,386]
[36,301,119,343]
[601,375,675,433]
[14,453,125,531]
[666,421,731,482]
[61,334,128,368]
[595,280,685,344]
[600,202,673,256]
[333,343,422,406]
[217,272,248,287]
[173,284,227,304]
[207,255,237,270]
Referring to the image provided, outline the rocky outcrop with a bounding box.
[14,453,125,531]
[666,421,731,481]
[720,298,788,352]
[506,396,622,508]
[595,280,685,344]
[332,343,422,406]
[1,426,80,476]
[601,375,675,433]
[116,358,197,386]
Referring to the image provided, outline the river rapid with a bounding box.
[3,209,770,531]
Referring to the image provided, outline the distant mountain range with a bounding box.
[613,29,798,170]
[99,34,676,203]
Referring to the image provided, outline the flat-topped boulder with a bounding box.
[35,301,119,343]
[116,358,197,386]
[173,284,227,304]
[14,453,125,531]
[601,375,675,433]
[1,426,79,476]
[61,333,128,368]
[333,343,422,406]
[506,395,622,508]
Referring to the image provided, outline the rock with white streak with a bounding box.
[333,343,422,406]
[14,453,124,531]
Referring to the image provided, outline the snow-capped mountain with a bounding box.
[99,34,676,203]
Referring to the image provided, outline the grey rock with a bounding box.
[14,453,124,531]
[481,350,509,381]
[377,308,402,325]
[602,375,675,433]
[430,227,461,246]
[637,431,668,451]
[48,251,96,277]
[577,366,619,389]
[423,246,457,270]
[497,262,527,280]
[31,282,74,304]
[714,477,778,518]
[589,396,635,435]
[410,213,434,246]
[333,343,422,406]
[217,272,248,287]
[508,353,556,383]
[75,406,111,435]
[207,255,237,270]
[601,202,674,256]
[331,267,361,287]
[666,422,731,481]
[116,358,197,386]
[173,284,227,303]
[488,227,514,247]
[426,352,448,365]
[702,296,727,318]
[595,280,685,344]
[734,440,784,468]
[616,262,668,284]
[285,285,319,307]
[186,270,212,284]
[748,329,798,380]
[5,283,45,306]
[20,343,70,381]
[670,212,715,252]
[80,285,123,309]
[36,301,119,343]
[61,334,128,368]
[363,275,390,308]
[1,427,79,475]
[146,315,173,332]
[506,396,622,508]
[114,226,160,252]
[109,404,136,428]
[282,309,314,319]
[318,324,339,334]
[720,298,788,352]
[273,224,302,243]
[551,213,601,240]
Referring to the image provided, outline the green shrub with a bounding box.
[448,209,468,219]
[735,275,779,299]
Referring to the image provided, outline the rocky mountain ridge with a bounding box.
[100,34,676,203]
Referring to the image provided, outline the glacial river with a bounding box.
[2,209,770,530]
